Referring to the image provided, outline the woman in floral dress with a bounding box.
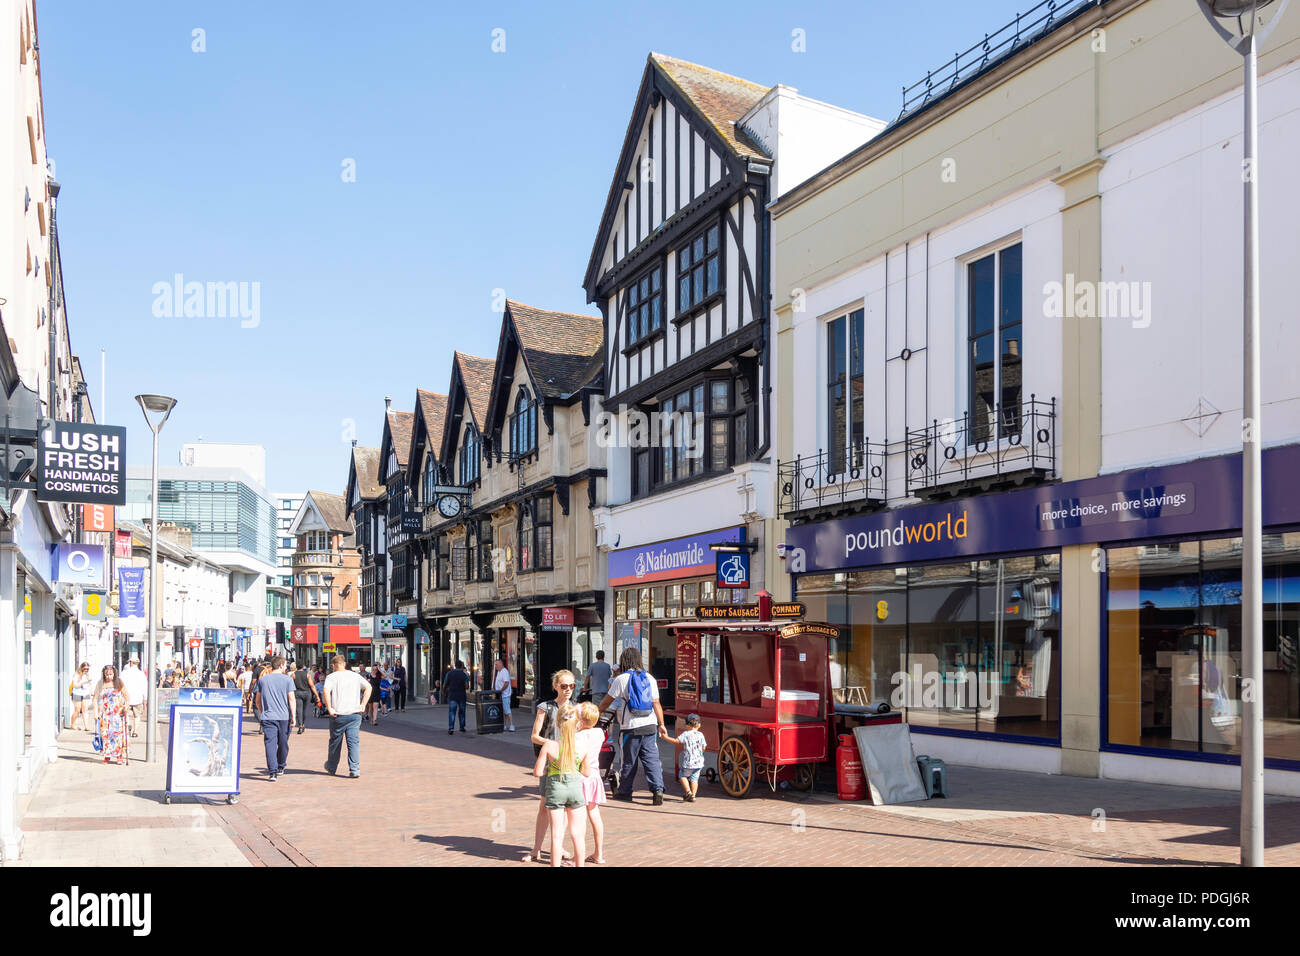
[93,664,129,765]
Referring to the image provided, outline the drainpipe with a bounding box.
[46,180,60,421]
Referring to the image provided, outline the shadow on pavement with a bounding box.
[413,833,523,862]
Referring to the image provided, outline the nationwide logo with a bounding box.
[633,543,706,580]
[845,510,968,557]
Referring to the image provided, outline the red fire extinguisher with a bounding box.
[836,734,866,801]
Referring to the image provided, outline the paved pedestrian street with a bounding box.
[11,703,1300,868]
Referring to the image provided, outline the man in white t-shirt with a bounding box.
[597,646,667,806]
[121,659,148,738]
[323,654,371,777]
[492,659,514,732]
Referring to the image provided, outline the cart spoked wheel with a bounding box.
[718,736,754,798]
[789,764,815,791]
[162,793,171,805]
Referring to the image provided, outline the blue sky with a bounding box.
[40,0,1033,495]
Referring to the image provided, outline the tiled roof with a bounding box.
[308,491,352,534]
[386,409,414,468]
[455,352,495,427]
[507,300,604,398]
[415,389,448,460]
[650,53,771,159]
[351,446,382,500]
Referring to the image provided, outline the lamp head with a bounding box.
[135,394,177,433]
[1197,0,1288,46]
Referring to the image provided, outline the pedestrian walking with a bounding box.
[525,669,577,863]
[576,701,607,864]
[366,665,384,725]
[392,660,407,711]
[120,658,148,739]
[70,662,93,731]
[598,647,667,805]
[441,660,468,734]
[254,656,296,781]
[291,662,318,734]
[238,665,254,714]
[530,702,588,868]
[493,659,515,732]
[322,654,371,778]
[659,712,706,802]
[92,665,129,766]
[582,650,612,703]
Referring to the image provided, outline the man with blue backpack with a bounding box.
[597,646,667,805]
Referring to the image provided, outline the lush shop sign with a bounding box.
[609,527,744,586]
[784,445,1300,574]
[37,422,127,506]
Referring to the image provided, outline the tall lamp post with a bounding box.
[323,572,334,666]
[136,393,176,764]
[1196,0,1289,867]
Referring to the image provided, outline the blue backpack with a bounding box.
[626,669,654,718]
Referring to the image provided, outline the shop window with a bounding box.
[666,584,682,618]
[682,581,699,615]
[638,587,652,619]
[615,590,627,620]
[1106,533,1300,764]
[967,242,1023,443]
[796,553,1060,740]
[652,587,665,619]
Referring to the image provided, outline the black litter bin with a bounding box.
[476,691,504,734]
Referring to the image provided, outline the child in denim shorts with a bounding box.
[660,713,706,802]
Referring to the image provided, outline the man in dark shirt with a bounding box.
[290,662,319,734]
[392,661,407,711]
[442,660,469,735]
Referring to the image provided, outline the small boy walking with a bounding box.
[659,713,706,802]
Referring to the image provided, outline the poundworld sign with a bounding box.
[37,422,127,506]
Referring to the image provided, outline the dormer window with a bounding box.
[459,425,481,486]
[511,386,537,459]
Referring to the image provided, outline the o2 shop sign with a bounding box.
[37,422,127,506]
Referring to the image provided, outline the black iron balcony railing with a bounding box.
[778,439,887,519]
[905,395,1056,498]
[899,0,1104,120]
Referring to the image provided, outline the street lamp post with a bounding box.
[136,393,176,764]
[323,572,335,667]
[178,587,189,671]
[1196,0,1288,867]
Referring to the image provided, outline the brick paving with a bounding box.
[10,703,1300,867]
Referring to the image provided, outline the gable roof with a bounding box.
[406,388,449,488]
[385,409,414,470]
[455,352,495,428]
[305,491,351,534]
[348,445,382,503]
[650,53,770,160]
[584,53,773,295]
[508,300,604,399]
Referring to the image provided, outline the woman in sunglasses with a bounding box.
[523,669,577,864]
[93,664,129,765]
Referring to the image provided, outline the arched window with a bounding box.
[422,453,436,506]
[512,386,536,458]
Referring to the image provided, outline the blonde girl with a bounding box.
[524,669,578,864]
[576,701,607,864]
[532,702,588,867]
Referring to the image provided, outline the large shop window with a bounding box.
[797,553,1060,740]
[967,242,1023,443]
[1106,533,1300,764]
[826,308,864,475]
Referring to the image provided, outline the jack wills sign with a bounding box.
[37,422,127,506]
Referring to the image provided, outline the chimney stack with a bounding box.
[384,396,392,410]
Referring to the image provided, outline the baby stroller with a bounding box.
[596,709,619,794]
[314,687,329,718]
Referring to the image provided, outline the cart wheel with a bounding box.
[227,794,239,805]
[162,793,171,805]
[717,736,754,798]
[789,764,815,792]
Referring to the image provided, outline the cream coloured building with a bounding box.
[772,0,1300,794]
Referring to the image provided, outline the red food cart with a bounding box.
[664,618,846,798]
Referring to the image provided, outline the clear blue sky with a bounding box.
[40,0,1030,495]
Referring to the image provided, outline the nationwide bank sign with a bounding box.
[610,526,744,587]
[785,445,1300,574]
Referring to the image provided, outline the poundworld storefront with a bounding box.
[783,444,1300,795]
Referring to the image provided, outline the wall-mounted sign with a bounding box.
[82,504,114,534]
[114,528,133,558]
[401,511,423,533]
[715,551,750,589]
[322,642,336,653]
[80,590,107,623]
[609,527,745,587]
[290,624,317,644]
[694,602,804,621]
[541,607,574,631]
[359,618,375,641]
[36,422,127,506]
[675,632,700,705]
[779,622,840,640]
[54,543,105,586]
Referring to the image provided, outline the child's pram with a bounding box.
[596,709,620,794]
[314,686,328,718]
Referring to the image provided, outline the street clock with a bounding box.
[437,495,463,519]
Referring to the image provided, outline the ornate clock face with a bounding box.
[437,495,462,519]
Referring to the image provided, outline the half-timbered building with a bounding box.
[404,387,447,698]
[585,53,883,689]
[377,401,417,662]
